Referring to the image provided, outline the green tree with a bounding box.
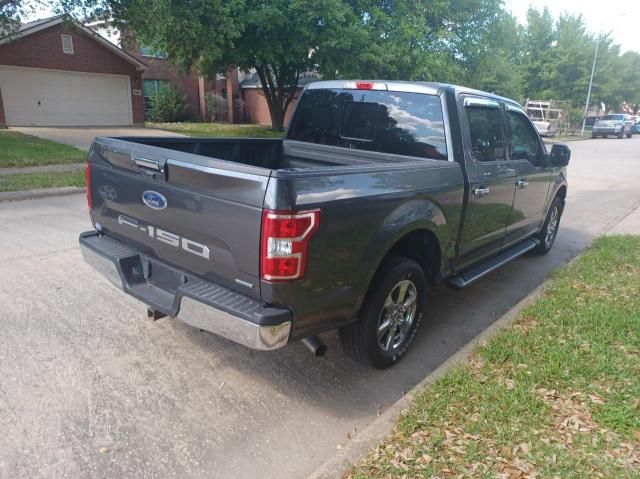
[81,0,364,130]
[468,11,524,99]
[1,1,34,31]
[520,7,554,99]
[617,51,640,112]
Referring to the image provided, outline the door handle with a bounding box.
[134,156,162,171]
[473,186,490,198]
[516,178,529,188]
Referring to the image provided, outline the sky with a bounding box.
[504,0,639,53]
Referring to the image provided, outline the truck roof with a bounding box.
[306,80,521,109]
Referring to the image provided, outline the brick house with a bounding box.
[239,71,320,126]
[120,32,213,121]
[0,15,146,127]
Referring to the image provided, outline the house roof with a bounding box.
[0,15,147,71]
[240,71,321,89]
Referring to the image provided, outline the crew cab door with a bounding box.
[503,104,553,244]
[459,96,516,263]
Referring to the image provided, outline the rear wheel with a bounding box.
[627,131,633,139]
[591,132,597,139]
[534,196,563,255]
[340,255,426,369]
[618,130,624,139]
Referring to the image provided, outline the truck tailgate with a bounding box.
[88,137,270,294]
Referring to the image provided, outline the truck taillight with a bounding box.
[260,209,320,282]
[85,161,91,209]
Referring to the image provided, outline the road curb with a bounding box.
[0,186,86,202]
[307,280,550,479]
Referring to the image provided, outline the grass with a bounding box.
[0,170,86,192]
[147,121,283,138]
[350,235,640,479]
[0,131,86,168]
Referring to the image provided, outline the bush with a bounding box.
[149,87,188,122]
[205,92,227,121]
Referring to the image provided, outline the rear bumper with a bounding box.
[79,231,292,350]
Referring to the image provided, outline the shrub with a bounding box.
[205,92,227,121]
[149,86,188,122]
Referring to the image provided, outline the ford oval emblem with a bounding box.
[142,190,167,210]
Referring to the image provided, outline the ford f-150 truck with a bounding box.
[80,80,570,369]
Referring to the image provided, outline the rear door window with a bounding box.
[464,103,506,162]
[287,89,448,160]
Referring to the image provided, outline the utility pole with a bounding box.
[581,37,599,136]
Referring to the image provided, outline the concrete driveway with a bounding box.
[0,138,639,478]
[12,126,186,151]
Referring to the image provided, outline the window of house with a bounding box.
[465,106,506,162]
[139,45,168,58]
[143,79,170,115]
[61,34,74,55]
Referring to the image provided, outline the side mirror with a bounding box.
[550,144,570,167]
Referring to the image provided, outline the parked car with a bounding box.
[80,80,570,369]
[592,114,634,138]
[633,119,640,134]
[583,116,599,130]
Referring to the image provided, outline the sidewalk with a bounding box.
[0,163,85,175]
[608,205,640,234]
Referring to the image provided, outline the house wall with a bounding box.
[242,87,303,127]
[0,23,144,125]
[132,54,203,119]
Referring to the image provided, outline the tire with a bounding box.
[627,132,633,139]
[617,130,624,139]
[534,196,564,255]
[591,132,597,139]
[340,255,427,369]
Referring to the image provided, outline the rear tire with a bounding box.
[534,196,563,255]
[591,132,597,139]
[627,132,633,139]
[340,255,427,369]
[618,130,624,139]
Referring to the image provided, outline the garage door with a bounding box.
[0,66,132,126]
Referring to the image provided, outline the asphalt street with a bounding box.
[0,137,638,479]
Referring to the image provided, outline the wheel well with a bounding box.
[386,229,441,285]
[556,186,567,206]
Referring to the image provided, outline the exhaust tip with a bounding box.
[301,336,327,358]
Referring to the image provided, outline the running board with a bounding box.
[447,239,539,289]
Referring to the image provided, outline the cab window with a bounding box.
[465,105,505,162]
[507,110,540,163]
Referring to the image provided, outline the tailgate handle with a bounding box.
[134,156,162,172]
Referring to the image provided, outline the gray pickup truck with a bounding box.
[80,80,570,369]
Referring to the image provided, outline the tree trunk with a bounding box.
[255,64,298,131]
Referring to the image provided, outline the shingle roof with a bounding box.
[240,71,321,89]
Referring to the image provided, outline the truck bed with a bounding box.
[108,137,430,172]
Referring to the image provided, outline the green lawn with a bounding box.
[0,170,86,192]
[0,131,86,168]
[147,121,283,138]
[351,235,640,479]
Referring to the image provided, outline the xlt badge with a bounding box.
[118,215,210,260]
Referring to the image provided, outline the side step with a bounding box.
[447,238,539,289]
